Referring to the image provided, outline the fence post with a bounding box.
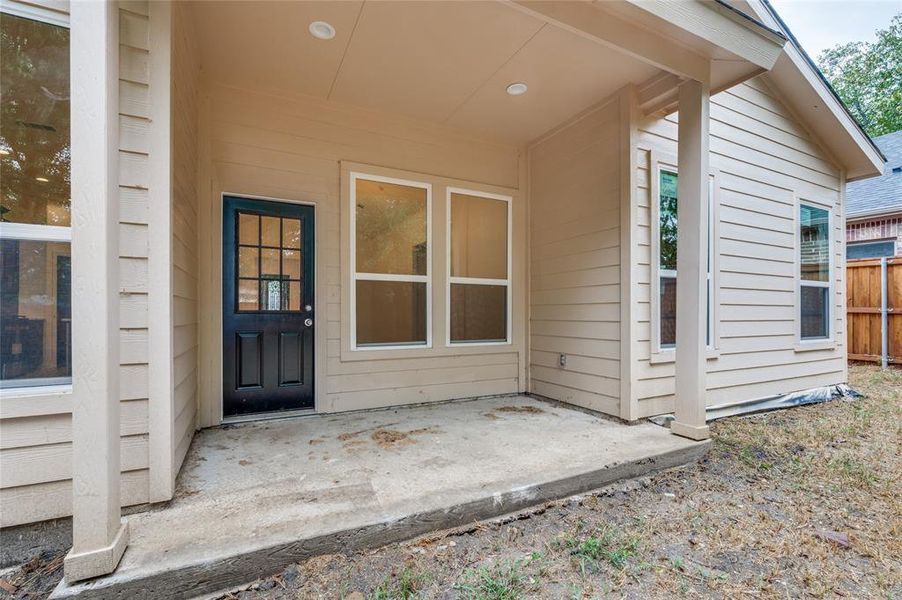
[881,257,888,369]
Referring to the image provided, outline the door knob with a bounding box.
[304,318,313,327]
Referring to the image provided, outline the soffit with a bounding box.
[189,1,662,145]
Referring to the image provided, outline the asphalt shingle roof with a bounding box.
[846,131,902,218]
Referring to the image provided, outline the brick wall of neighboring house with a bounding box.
[846,215,902,256]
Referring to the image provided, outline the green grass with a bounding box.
[568,526,640,573]
[455,560,527,600]
[368,566,429,600]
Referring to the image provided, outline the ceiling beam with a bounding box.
[621,0,785,71]
[637,72,682,116]
[507,0,711,84]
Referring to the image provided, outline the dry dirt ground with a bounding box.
[2,365,900,599]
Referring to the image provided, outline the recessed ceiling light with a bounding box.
[506,82,528,96]
[35,177,49,182]
[309,21,336,40]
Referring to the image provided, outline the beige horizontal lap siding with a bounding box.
[0,3,152,528]
[528,98,621,417]
[196,82,523,424]
[633,78,845,417]
[170,1,199,476]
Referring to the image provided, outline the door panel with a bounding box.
[223,196,314,417]
[237,331,263,389]
[279,331,303,386]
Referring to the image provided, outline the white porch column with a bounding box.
[64,0,129,583]
[671,79,711,441]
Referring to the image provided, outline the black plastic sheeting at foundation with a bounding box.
[650,383,863,427]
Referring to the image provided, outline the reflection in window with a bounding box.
[449,191,509,343]
[655,170,715,350]
[0,13,71,388]
[658,171,678,349]
[799,204,831,340]
[355,179,427,276]
[352,175,430,348]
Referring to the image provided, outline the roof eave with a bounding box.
[742,0,884,180]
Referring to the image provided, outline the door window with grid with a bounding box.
[236,213,303,312]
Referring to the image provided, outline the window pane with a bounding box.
[238,279,258,311]
[355,178,427,276]
[261,216,280,247]
[660,276,676,348]
[282,249,301,279]
[261,248,280,278]
[238,247,258,277]
[0,240,72,386]
[800,204,830,282]
[450,193,507,280]
[800,285,829,339]
[282,218,301,249]
[260,278,282,311]
[450,284,506,343]
[286,281,302,311]
[0,15,70,227]
[659,170,678,271]
[238,213,258,245]
[356,280,426,346]
[847,241,895,259]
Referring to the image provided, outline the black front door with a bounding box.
[223,196,315,417]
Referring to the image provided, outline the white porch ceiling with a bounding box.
[189,0,660,145]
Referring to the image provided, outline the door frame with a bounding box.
[216,192,320,424]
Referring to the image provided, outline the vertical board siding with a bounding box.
[0,3,152,528]
[633,79,845,417]
[528,99,622,416]
[196,81,523,423]
[170,1,199,477]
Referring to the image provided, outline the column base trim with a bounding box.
[64,519,129,584]
[671,421,711,441]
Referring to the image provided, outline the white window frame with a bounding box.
[0,2,72,395]
[0,0,68,27]
[445,187,512,347]
[649,155,719,362]
[796,200,834,345]
[349,171,432,351]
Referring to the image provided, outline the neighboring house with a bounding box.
[846,131,902,258]
[0,0,883,584]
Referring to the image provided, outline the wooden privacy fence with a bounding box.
[846,257,901,366]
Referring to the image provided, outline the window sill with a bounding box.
[649,348,719,365]
[794,340,837,353]
[0,385,72,419]
[341,342,518,363]
[0,383,72,397]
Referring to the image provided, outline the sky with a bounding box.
[769,0,901,61]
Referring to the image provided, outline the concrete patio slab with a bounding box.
[52,395,708,599]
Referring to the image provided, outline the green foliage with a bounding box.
[817,14,902,138]
[0,14,71,223]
